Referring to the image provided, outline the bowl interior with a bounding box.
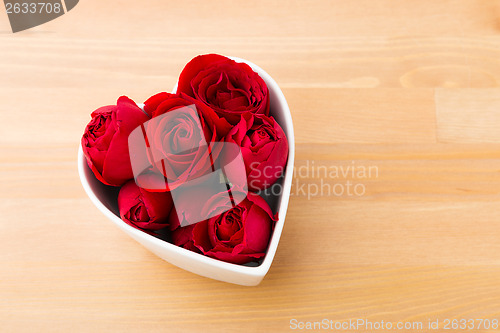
[78,56,295,280]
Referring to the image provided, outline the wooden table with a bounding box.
[2,1,500,331]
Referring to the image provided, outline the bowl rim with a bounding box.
[78,56,295,278]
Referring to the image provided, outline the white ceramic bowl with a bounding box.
[78,57,295,286]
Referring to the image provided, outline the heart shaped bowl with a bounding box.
[78,57,295,286]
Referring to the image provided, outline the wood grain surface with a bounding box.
[2,0,500,332]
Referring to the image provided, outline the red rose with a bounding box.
[136,92,231,191]
[177,54,269,124]
[225,113,288,191]
[81,96,150,186]
[172,191,277,265]
[170,224,201,254]
[144,92,232,137]
[118,180,173,231]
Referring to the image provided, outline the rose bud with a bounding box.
[118,180,173,231]
[171,224,201,254]
[81,96,150,186]
[144,92,232,137]
[177,54,269,124]
[171,191,277,265]
[137,93,231,191]
[225,113,288,191]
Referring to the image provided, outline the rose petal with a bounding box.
[178,54,229,97]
